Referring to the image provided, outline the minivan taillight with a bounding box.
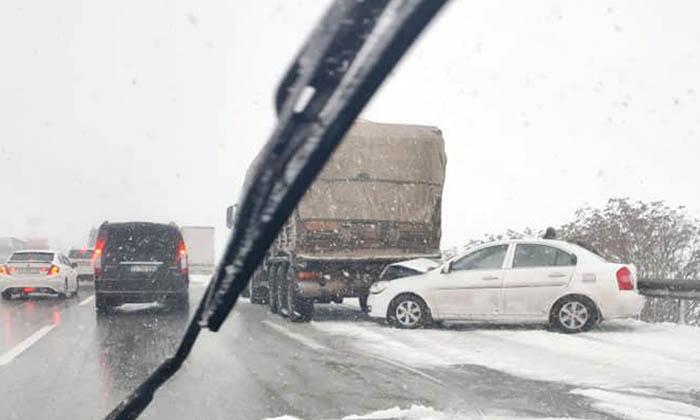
[176,240,188,275]
[616,266,634,291]
[93,239,105,278]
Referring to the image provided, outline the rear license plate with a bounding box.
[130,265,158,273]
[16,267,40,274]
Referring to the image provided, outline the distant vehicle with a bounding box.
[25,237,50,250]
[0,250,79,299]
[180,226,215,274]
[0,237,26,263]
[93,222,189,313]
[240,120,446,321]
[378,258,441,281]
[367,239,645,333]
[68,248,95,281]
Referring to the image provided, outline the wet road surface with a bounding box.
[1,277,697,419]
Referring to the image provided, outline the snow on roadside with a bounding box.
[571,389,700,420]
[311,319,700,394]
[263,405,585,420]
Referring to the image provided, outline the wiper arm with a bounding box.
[103,1,448,418]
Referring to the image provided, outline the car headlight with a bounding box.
[370,281,390,294]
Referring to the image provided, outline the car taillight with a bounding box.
[47,265,60,276]
[616,266,634,291]
[0,265,8,276]
[176,240,188,275]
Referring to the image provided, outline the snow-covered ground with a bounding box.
[311,313,700,420]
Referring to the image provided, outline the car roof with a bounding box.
[13,249,56,254]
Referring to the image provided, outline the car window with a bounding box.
[69,249,94,259]
[9,252,54,262]
[452,245,508,271]
[513,244,576,268]
[380,265,422,281]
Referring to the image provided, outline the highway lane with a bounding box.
[0,278,656,419]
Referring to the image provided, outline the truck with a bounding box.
[235,119,446,321]
[180,226,216,274]
[0,237,27,263]
[25,237,49,250]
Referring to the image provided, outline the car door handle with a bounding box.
[548,272,567,278]
[482,275,500,280]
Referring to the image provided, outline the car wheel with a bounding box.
[74,278,80,296]
[95,294,114,315]
[171,293,190,312]
[387,294,432,329]
[58,279,69,299]
[549,295,598,333]
[268,265,279,314]
[1,291,11,300]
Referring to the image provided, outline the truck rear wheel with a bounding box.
[286,277,313,322]
[359,294,369,312]
[276,263,291,317]
[268,265,280,314]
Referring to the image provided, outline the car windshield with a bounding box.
[9,252,54,263]
[3,2,700,420]
[68,249,94,259]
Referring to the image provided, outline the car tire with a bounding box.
[171,293,190,312]
[1,291,11,300]
[74,279,80,296]
[549,295,598,333]
[268,265,279,314]
[387,294,432,329]
[58,279,69,299]
[95,294,114,315]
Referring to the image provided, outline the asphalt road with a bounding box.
[1,278,696,420]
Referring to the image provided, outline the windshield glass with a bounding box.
[9,252,54,262]
[2,2,700,420]
[68,249,94,259]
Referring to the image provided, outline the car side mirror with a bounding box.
[71,262,78,268]
[441,261,452,274]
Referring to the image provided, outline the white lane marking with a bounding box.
[0,325,56,366]
[361,352,444,386]
[262,320,329,352]
[79,295,95,306]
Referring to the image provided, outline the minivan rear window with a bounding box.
[102,225,180,264]
[10,252,54,262]
[69,249,94,259]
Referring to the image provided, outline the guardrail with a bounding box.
[638,279,700,325]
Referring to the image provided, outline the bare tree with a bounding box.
[557,198,700,324]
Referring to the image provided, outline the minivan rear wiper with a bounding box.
[104,1,448,419]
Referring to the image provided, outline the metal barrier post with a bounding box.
[679,299,687,325]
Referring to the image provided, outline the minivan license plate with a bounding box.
[130,265,157,273]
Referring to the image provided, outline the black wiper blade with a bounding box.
[103,1,447,419]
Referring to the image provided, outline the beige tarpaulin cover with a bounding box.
[298,120,446,222]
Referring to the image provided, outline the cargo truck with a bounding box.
[232,120,446,321]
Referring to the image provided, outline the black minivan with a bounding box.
[93,221,189,313]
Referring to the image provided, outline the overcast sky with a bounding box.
[1,0,699,252]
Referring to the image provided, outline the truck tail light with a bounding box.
[297,271,321,281]
[616,266,634,291]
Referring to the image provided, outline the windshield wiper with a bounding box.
[103,1,448,418]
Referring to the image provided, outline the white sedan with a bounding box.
[367,239,644,333]
[0,250,79,299]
